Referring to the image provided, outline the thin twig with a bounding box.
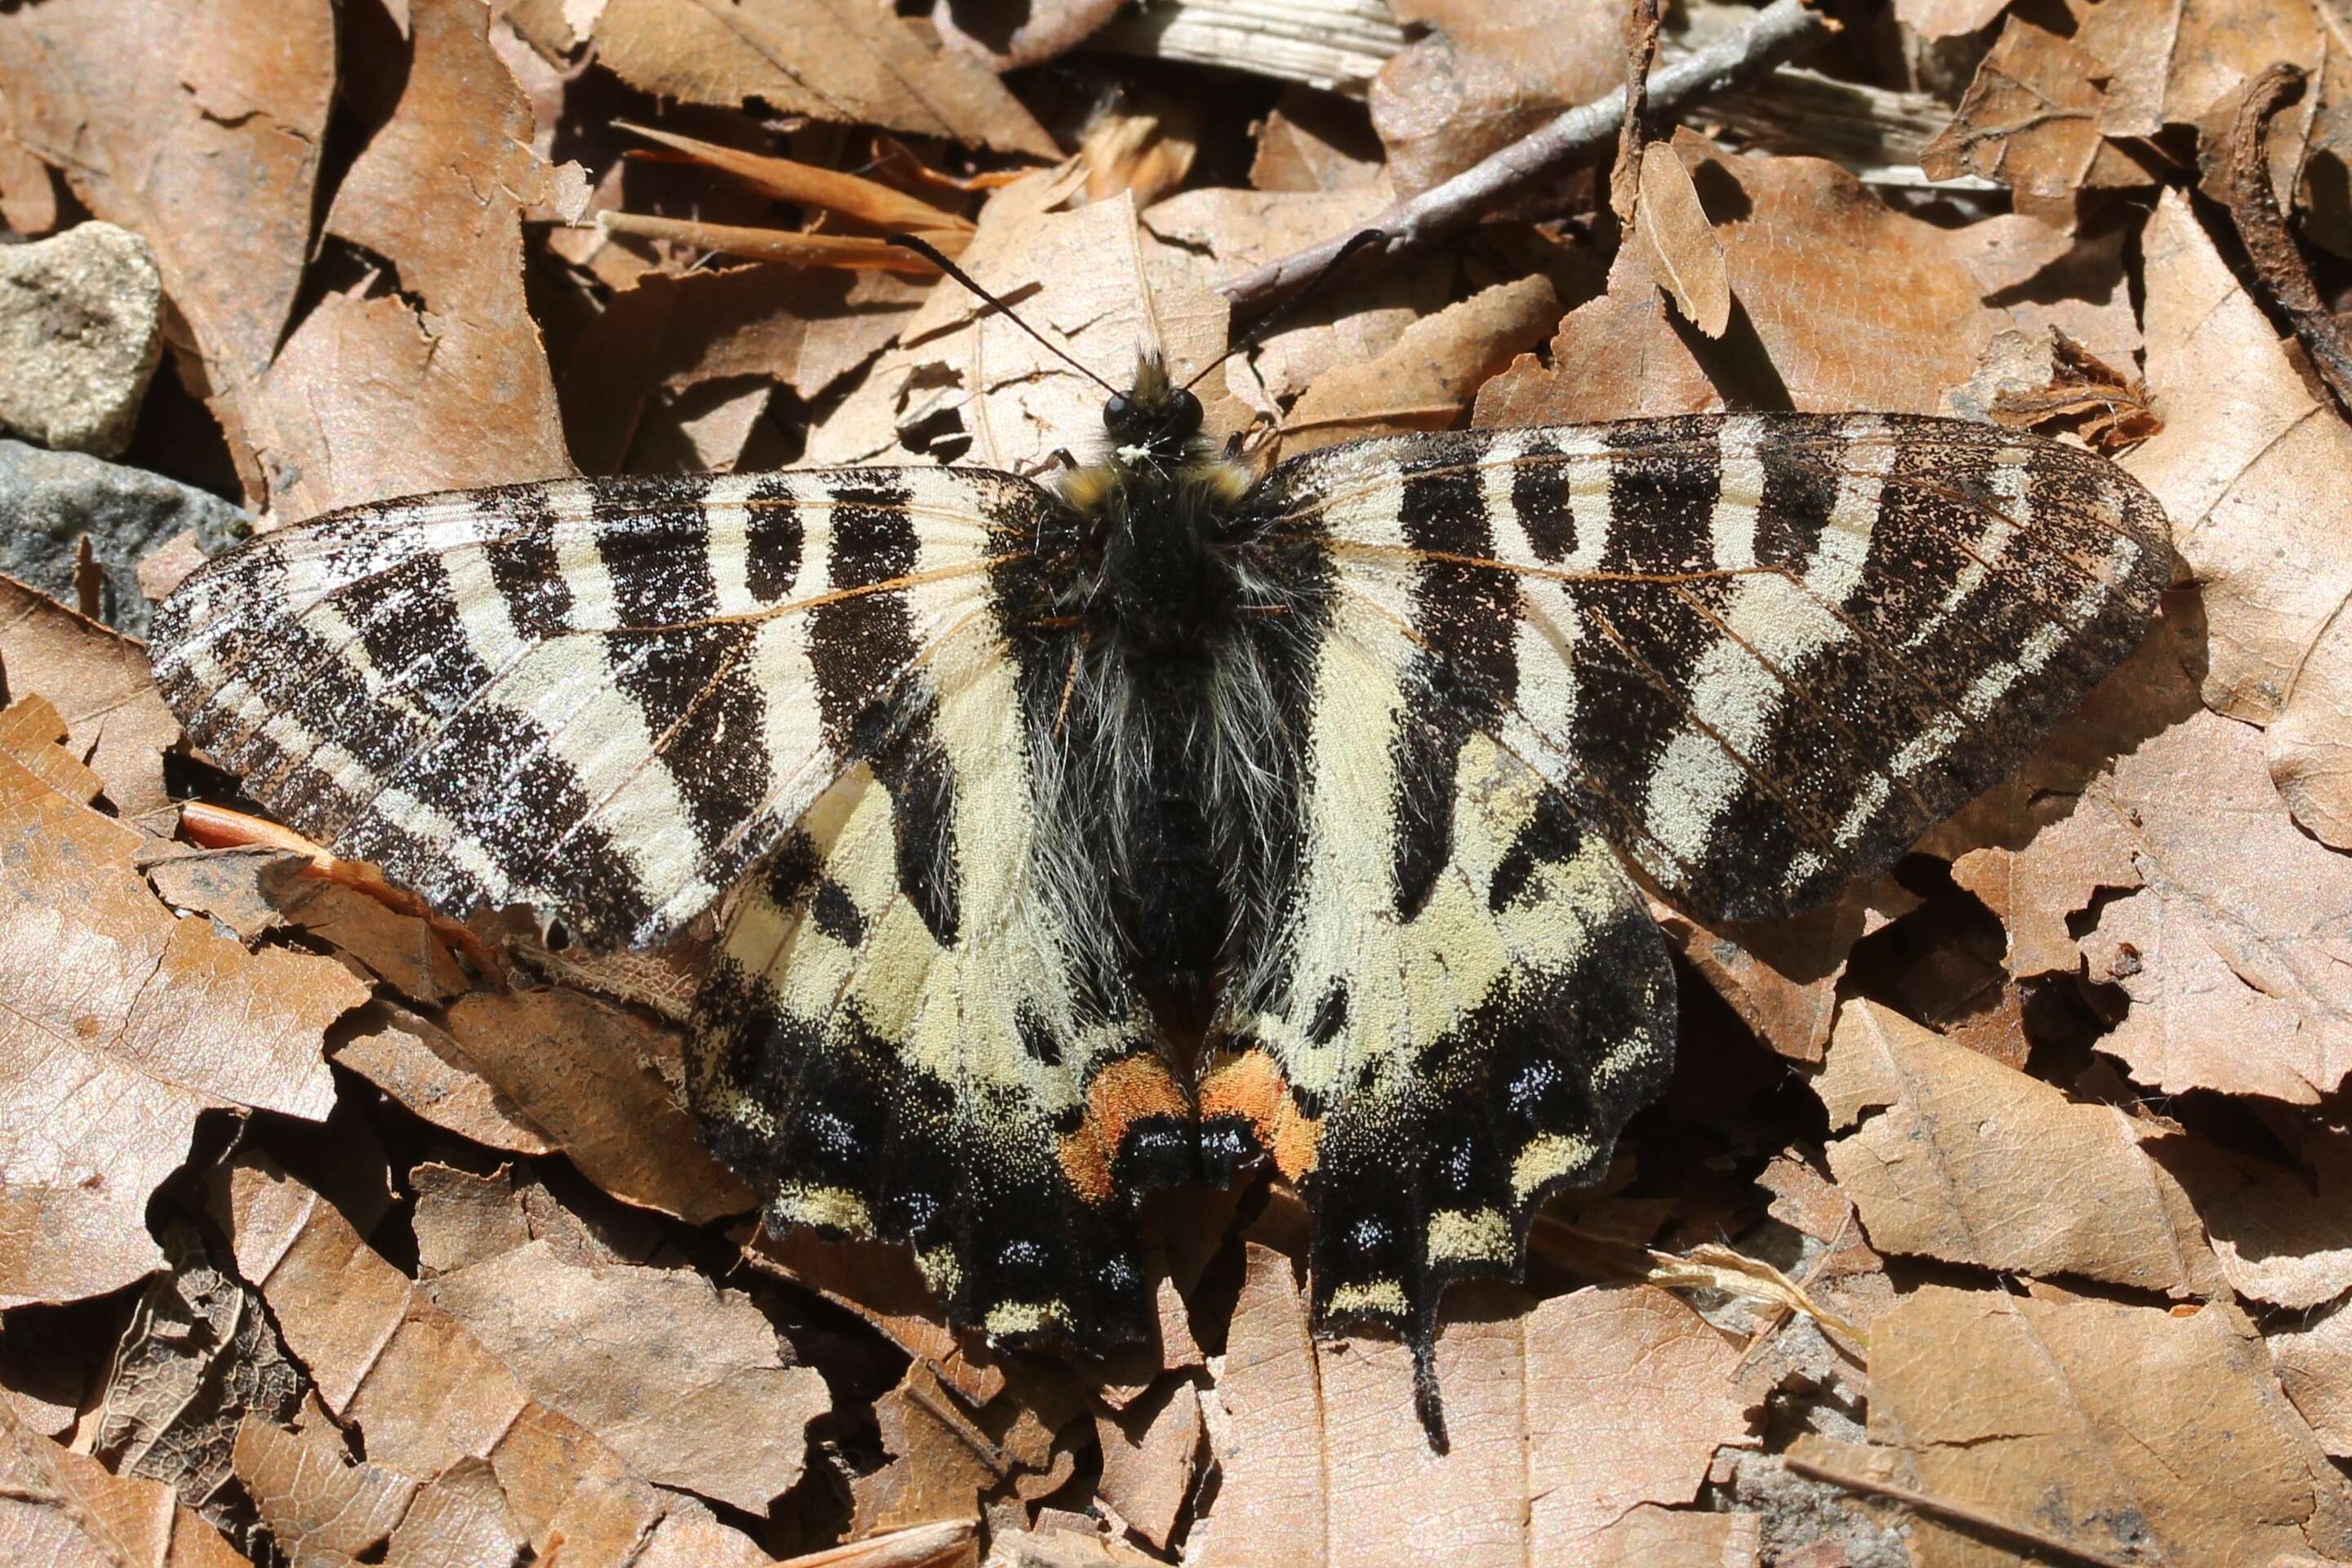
[1218,0,1829,314]
[1609,0,1664,225]
[1781,1456,2147,1568]
[2222,62,2352,416]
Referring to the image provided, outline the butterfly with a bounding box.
[149,266,2170,1446]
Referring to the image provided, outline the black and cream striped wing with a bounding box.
[1210,413,2168,1405]
[151,468,1041,949]
[688,606,1192,1353]
[1266,413,2172,924]
[1203,597,1677,1361]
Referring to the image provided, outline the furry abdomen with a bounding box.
[993,448,1330,1046]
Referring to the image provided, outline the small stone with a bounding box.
[0,220,165,457]
[0,439,250,638]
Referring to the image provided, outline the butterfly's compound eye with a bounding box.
[1167,388,1203,439]
[1103,392,1138,439]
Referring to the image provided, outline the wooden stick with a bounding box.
[1609,0,1664,225]
[1782,1455,2146,1568]
[1217,0,1830,314]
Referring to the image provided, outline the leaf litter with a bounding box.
[7,1,2352,1563]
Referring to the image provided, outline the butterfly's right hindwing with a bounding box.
[688,591,1189,1353]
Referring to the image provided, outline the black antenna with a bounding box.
[888,232,1123,399]
[1181,228,1390,393]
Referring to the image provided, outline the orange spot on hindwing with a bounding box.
[1200,1048,1323,1183]
[1056,1052,1192,1206]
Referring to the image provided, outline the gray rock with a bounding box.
[0,439,249,639]
[0,220,165,457]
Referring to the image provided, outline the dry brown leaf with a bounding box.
[1650,878,1909,1065]
[213,1153,775,1566]
[91,1226,305,1520]
[0,575,180,817]
[168,804,498,969]
[985,1526,1160,1568]
[1280,274,1557,455]
[244,0,573,515]
[853,1362,1004,1538]
[0,694,103,804]
[812,185,1237,474]
[1754,1152,1895,1345]
[1475,133,2126,425]
[1140,183,1446,407]
[379,1456,529,1568]
[0,747,358,1307]
[2125,189,2352,847]
[330,1004,559,1157]
[1196,1244,1757,1565]
[590,0,1055,159]
[596,212,950,274]
[1867,1285,2352,1566]
[0,1400,252,1568]
[259,870,471,1006]
[932,0,1125,72]
[443,987,753,1223]
[1958,690,2352,1102]
[560,263,924,473]
[2143,1134,2352,1311]
[144,845,304,942]
[234,1407,418,1566]
[1811,1000,2228,1297]
[750,1229,1007,1406]
[1367,0,1621,197]
[1894,0,2014,39]
[624,122,971,237]
[1250,89,1387,194]
[637,1504,795,1568]
[1579,1505,1760,1565]
[216,1153,544,1477]
[1634,142,1730,339]
[1921,15,2159,221]
[412,1163,535,1277]
[2271,1299,2352,1458]
[1091,1376,1200,1551]
[421,1238,826,1512]
[0,116,58,238]
[1985,327,2160,452]
[0,0,333,470]
[2082,0,2352,256]
[1080,98,1203,209]
[768,1519,972,1568]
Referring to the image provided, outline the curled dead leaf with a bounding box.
[2126,190,2352,847]
[1633,141,1728,338]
